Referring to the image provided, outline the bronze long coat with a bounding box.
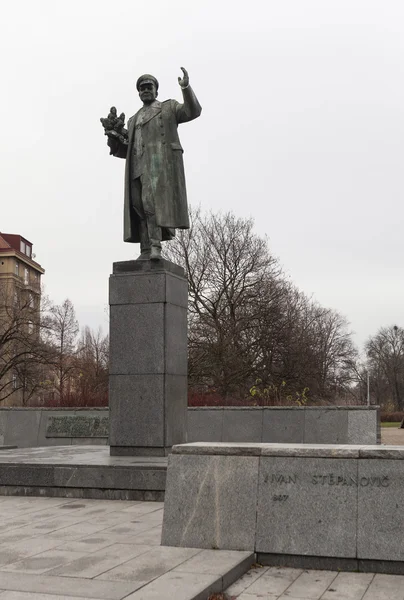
[113,86,202,243]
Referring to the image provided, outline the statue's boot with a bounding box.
[150,246,162,261]
[137,248,151,260]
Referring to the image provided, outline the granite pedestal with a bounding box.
[109,259,188,456]
[162,442,404,574]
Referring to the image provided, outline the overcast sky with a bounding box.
[2,0,404,350]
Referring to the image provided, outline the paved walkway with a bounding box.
[381,427,404,445]
[0,496,252,599]
[225,564,404,599]
[0,490,402,599]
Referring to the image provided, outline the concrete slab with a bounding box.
[362,573,404,599]
[0,446,167,501]
[95,546,202,583]
[1,550,88,575]
[1,496,404,600]
[47,544,152,578]
[321,572,374,599]
[244,566,303,596]
[225,565,269,596]
[0,572,138,599]
[122,571,222,600]
[277,569,337,599]
[0,594,104,600]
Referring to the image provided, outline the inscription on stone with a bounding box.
[311,474,389,487]
[273,494,289,501]
[270,474,297,484]
[265,472,389,489]
[46,416,109,438]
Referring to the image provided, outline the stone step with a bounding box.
[123,549,255,600]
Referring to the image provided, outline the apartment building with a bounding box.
[0,233,45,405]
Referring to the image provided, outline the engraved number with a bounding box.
[273,495,289,501]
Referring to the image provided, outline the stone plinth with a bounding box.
[162,442,404,574]
[109,259,188,456]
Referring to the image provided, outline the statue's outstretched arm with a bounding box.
[175,67,202,124]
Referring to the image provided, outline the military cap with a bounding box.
[136,74,159,91]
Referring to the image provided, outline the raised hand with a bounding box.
[178,67,189,89]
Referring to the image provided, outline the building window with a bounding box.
[25,245,31,258]
[15,262,19,276]
[20,241,25,254]
[24,268,29,285]
[12,374,17,390]
[28,322,34,334]
[29,293,35,308]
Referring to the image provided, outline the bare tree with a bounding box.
[366,325,404,410]
[46,298,79,403]
[75,327,109,405]
[166,208,285,398]
[166,208,358,405]
[0,284,51,403]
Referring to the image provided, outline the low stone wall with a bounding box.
[0,408,108,448]
[0,405,379,448]
[162,442,404,574]
[188,406,380,445]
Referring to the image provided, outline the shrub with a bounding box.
[380,411,404,422]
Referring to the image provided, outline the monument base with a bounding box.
[109,258,188,457]
[0,446,167,501]
[110,446,171,457]
[162,442,404,574]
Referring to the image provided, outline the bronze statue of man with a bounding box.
[101,67,202,260]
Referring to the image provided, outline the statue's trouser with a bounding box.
[131,177,162,252]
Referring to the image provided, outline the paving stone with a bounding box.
[130,527,162,546]
[46,522,111,541]
[237,594,278,600]
[244,566,303,596]
[55,536,117,554]
[0,537,66,567]
[0,593,101,600]
[361,573,404,599]
[173,549,254,589]
[122,571,221,600]
[119,503,164,515]
[96,546,201,583]
[283,570,338,599]
[47,544,152,579]
[225,565,269,595]
[321,572,374,599]
[1,550,88,575]
[100,521,156,537]
[0,572,138,599]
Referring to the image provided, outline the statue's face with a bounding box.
[139,82,157,105]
